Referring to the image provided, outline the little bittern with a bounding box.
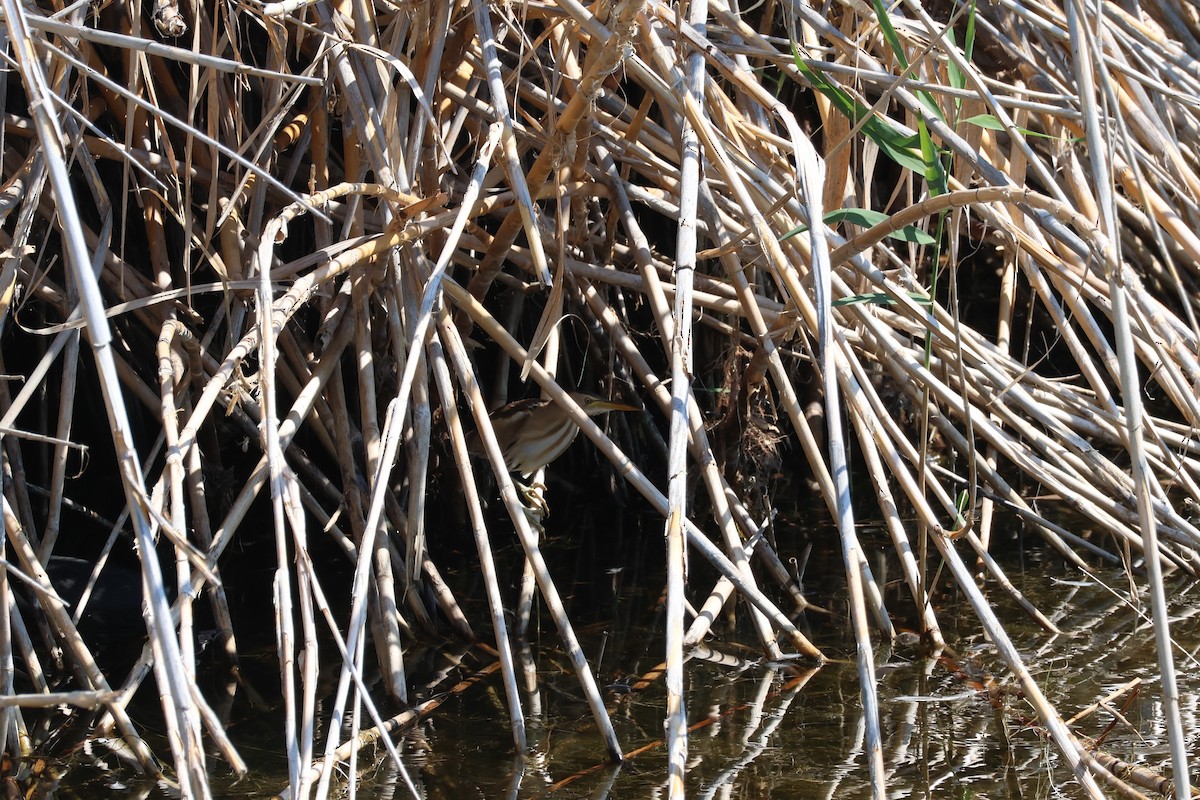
[477,391,638,478]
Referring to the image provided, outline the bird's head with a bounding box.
[568,391,640,416]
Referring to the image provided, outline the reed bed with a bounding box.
[1,0,1199,796]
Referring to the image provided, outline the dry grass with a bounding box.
[1,0,1199,796]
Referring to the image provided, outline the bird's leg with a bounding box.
[516,480,550,526]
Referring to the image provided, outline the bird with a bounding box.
[476,391,639,478]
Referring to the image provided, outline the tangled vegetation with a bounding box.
[1,0,1199,795]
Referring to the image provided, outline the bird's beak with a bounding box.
[591,399,640,413]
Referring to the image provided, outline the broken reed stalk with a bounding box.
[2,0,1200,796]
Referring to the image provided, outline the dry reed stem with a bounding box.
[3,0,1200,794]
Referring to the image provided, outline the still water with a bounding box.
[391,536,1199,799]
[25,509,1200,798]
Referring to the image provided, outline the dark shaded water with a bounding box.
[15,509,1200,798]
[384,542,1199,799]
